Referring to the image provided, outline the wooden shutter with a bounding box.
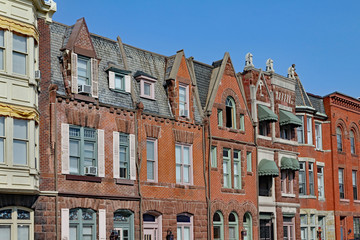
[61,208,69,240]
[97,129,105,177]
[99,209,106,240]
[125,75,131,93]
[129,134,136,180]
[109,71,115,89]
[61,123,69,174]
[71,52,78,94]
[113,132,120,178]
[91,58,99,98]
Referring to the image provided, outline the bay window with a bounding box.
[13,119,28,165]
[0,30,4,70]
[307,116,312,145]
[12,34,27,75]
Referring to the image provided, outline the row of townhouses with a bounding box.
[1,0,360,239]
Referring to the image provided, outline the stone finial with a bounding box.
[266,58,274,72]
[245,52,254,68]
[287,64,296,79]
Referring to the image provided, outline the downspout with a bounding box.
[254,122,260,240]
[135,103,143,239]
[207,113,212,240]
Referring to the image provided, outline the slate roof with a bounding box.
[295,77,312,108]
[307,93,326,115]
[192,60,213,109]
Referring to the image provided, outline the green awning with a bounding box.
[258,159,279,177]
[279,109,302,127]
[259,213,273,220]
[258,104,278,122]
[280,157,300,171]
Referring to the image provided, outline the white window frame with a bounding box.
[146,138,158,182]
[297,115,305,144]
[239,114,245,131]
[228,212,239,240]
[143,213,162,240]
[179,83,189,117]
[140,77,156,100]
[233,150,241,189]
[339,168,345,199]
[315,122,322,150]
[211,146,217,168]
[223,148,231,188]
[353,170,358,200]
[299,162,307,195]
[317,166,324,200]
[77,55,91,86]
[217,109,223,127]
[0,206,34,240]
[12,33,27,76]
[307,116,313,145]
[175,144,193,185]
[246,151,252,172]
[176,214,193,240]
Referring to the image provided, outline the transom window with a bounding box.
[0,207,33,240]
[77,56,91,86]
[69,208,96,240]
[12,34,27,75]
[177,214,193,240]
[176,144,192,184]
[119,133,129,179]
[69,126,97,175]
[225,97,236,128]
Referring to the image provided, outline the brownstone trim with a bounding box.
[144,124,161,138]
[65,174,102,182]
[173,129,194,144]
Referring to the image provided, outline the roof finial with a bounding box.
[287,64,296,79]
[245,52,254,68]
[266,58,274,73]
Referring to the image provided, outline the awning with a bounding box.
[259,213,273,220]
[258,104,278,122]
[258,159,279,177]
[280,157,300,171]
[279,109,302,127]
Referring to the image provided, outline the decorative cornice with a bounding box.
[331,95,360,112]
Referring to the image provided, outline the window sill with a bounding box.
[140,95,155,100]
[318,197,326,201]
[66,174,102,183]
[340,198,350,203]
[217,126,244,134]
[337,151,346,155]
[299,195,317,199]
[257,135,271,140]
[221,187,245,194]
[211,167,218,171]
[115,178,134,185]
[274,138,298,145]
[174,183,194,189]
[247,172,253,176]
[74,93,96,103]
[351,154,358,158]
[354,200,360,204]
[282,193,296,198]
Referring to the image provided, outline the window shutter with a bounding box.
[99,209,106,240]
[97,129,105,177]
[71,52,78,94]
[61,123,69,174]
[129,134,136,180]
[109,71,115,89]
[125,75,131,93]
[91,58,99,98]
[61,208,69,240]
[113,132,120,178]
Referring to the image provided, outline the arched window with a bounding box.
[177,213,193,240]
[243,212,253,240]
[143,212,162,240]
[228,212,238,240]
[69,208,96,240]
[213,211,224,240]
[336,127,343,152]
[0,207,33,240]
[114,210,134,240]
[350,130,356,154]
[226,97,236,128]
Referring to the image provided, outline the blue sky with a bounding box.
[53,0,360,98]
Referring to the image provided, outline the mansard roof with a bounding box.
[295,76,313,108]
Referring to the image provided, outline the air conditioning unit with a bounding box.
[84,166,97,176]
[180,109,189,117]
[35,70,41,80]
[78,84,92,94]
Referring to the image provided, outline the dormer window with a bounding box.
[135,72,157,100]
[77,55,91,86]
[179,84,189,117]
[108,66,131,93]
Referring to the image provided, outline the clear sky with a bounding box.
[52,0,360,98]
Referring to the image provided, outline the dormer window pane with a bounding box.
[78,56,90,85]
[115,75,125,90]
[179,85,189,117]
[144,82,151,96]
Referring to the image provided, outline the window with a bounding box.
[0,117,4,163]
[246,152,252,172]
[300,215,308,240]
[239,114,245,131]
[299,162,306,195]
[354,217,360,240]
[233,150,241,189]
[177,214,193,240]
[13,34,27,75]
[260,216,273,240]
[350,130,356,154]
[179,84,189,117]
[0,30,4,70]
[317,166,324,199]
[259,176,272,197]
[259,122,269,136]
[318,216,326,240]
[213,212,224,240]
[225,97,236,128]
[283,217,295,240]
[69,208,96,240]
[176,144,192,184]
[211,146,217,168]
[77,56,91,86]
[243,212,253,240]
[337,127,343,152]
[217,109,223,127]
[13,119,28,165]
[147,139,157,182]
[280,125,292,140]
[0,207,33,240]
[113,210,134,240]
[315,123,322,149]
[307,116,312,145]
[297,115,304,143]
[223,148,231,188]
[309,215,316,240]
[339,168,345,199]
[69,126,97,175]
[309,163,314,195]
[353,170,358,200]
[119,134,129,179]
[143,213,161,240]
[109,71,131,93]
[115,74,125,91]
[228,212,238,240]
[140,79,155,99]
[281,170,294,194]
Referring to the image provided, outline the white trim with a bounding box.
[146,138,158,182]
[97,129,105,177]
[71,52,78,94]
[125,75,131,93]
[113,132,120,178]
[61,123,69,174]
[129,134,136,180]
[109,71,115,89]
[61,208,69,240]
[99,209,106,240]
